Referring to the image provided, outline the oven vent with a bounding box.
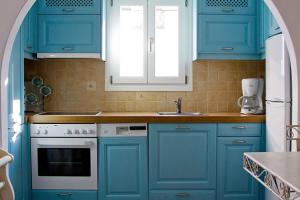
[45,0,94,7]
[206,0,248,8]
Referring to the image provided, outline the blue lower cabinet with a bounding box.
[149,124,216,190]
[32,190,97,200]
[99,137,148,200]
[149,190,216,200]
[217,137,262,200]
[38,15,101,53]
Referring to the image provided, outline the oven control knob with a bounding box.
[74,129,80,134]
[88,130,94,135]
[36,130,41,135]
[42,130,48,135]
[81,129,88,135]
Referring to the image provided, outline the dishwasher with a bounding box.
[98,123,148,200]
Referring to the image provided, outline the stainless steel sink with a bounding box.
[157,112,202,116]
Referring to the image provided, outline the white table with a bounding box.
[244,152,300,200]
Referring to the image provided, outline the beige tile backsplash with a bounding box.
[25,59,265,113]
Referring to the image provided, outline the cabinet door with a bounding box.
[38,15,101,53]
[198,15,257,55]
[99,137,148,200]
[23,2,37,54]
[32,190,97,200]
[198,0,257,15]
[217,137,261,200]
[149,124,217,190]
[38,0,101,14]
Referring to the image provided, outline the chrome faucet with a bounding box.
[174,97,183,113]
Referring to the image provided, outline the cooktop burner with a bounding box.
[38,111,101,116]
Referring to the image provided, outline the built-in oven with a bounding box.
[30,124,97,190]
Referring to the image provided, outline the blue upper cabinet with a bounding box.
[259,0,268,54]
[217,137,262,200]
[38,0,101,14]
[23,2,37,55]
[99,137,148,200]
[38,15,101,53]
[149,124,217,190]
[198,15,257,56]
[198,0,257,15]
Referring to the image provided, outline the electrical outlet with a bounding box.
[87,81,96,91]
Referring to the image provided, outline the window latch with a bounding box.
[185,0,188,7]
[110,0,113,7]
[185,75,188,84]
[110,76,113,84]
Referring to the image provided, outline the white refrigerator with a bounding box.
[265,33,291,200]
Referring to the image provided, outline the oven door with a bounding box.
[31,138,97,190]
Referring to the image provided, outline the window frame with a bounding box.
[105,0,194,91]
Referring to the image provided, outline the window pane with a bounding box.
[120,6,144,77]
[155,6,179,77]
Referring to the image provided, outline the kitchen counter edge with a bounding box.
[27,112,266,124]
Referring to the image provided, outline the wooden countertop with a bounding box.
[27,112,265,124]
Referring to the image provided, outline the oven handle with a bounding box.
[37,140,95,147]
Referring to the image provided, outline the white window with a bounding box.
[106,0,193,91]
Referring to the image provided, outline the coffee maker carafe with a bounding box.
[237,78,264,114]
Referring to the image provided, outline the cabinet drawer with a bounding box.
[38,15,101,53]
[198,0,257,15]
[32,190,97,200]
[198,15,257,54]
[150,190,215,200]
[218,123,262,137]
[38,0,101,14]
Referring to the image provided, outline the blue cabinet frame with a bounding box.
[99,137,148,200]
[23,2,37,57]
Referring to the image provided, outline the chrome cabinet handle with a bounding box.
[275,27,280,30]
[27,45,32,49]
[232,126,246,129]
[62,47,74,51]
[175,192,190,198]
[56,193,72,197]
[232,139,247,144]
[62,8,75,12]
[222,8,234,12]
[221,47,234,51]
[176,126,191,130]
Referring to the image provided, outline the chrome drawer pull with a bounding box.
[27,45,32,49]
[176,126,191,130]
[62,8,75,12]
[62,47,74,51]
[232,126,246,129]
[232,139,247,144]
[275,27,280,30]
[56,193,72,197]
[175,192,190,198]
[222,8,234,12]
[221,47,234,51]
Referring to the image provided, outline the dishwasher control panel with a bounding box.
[98,123,147,137]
